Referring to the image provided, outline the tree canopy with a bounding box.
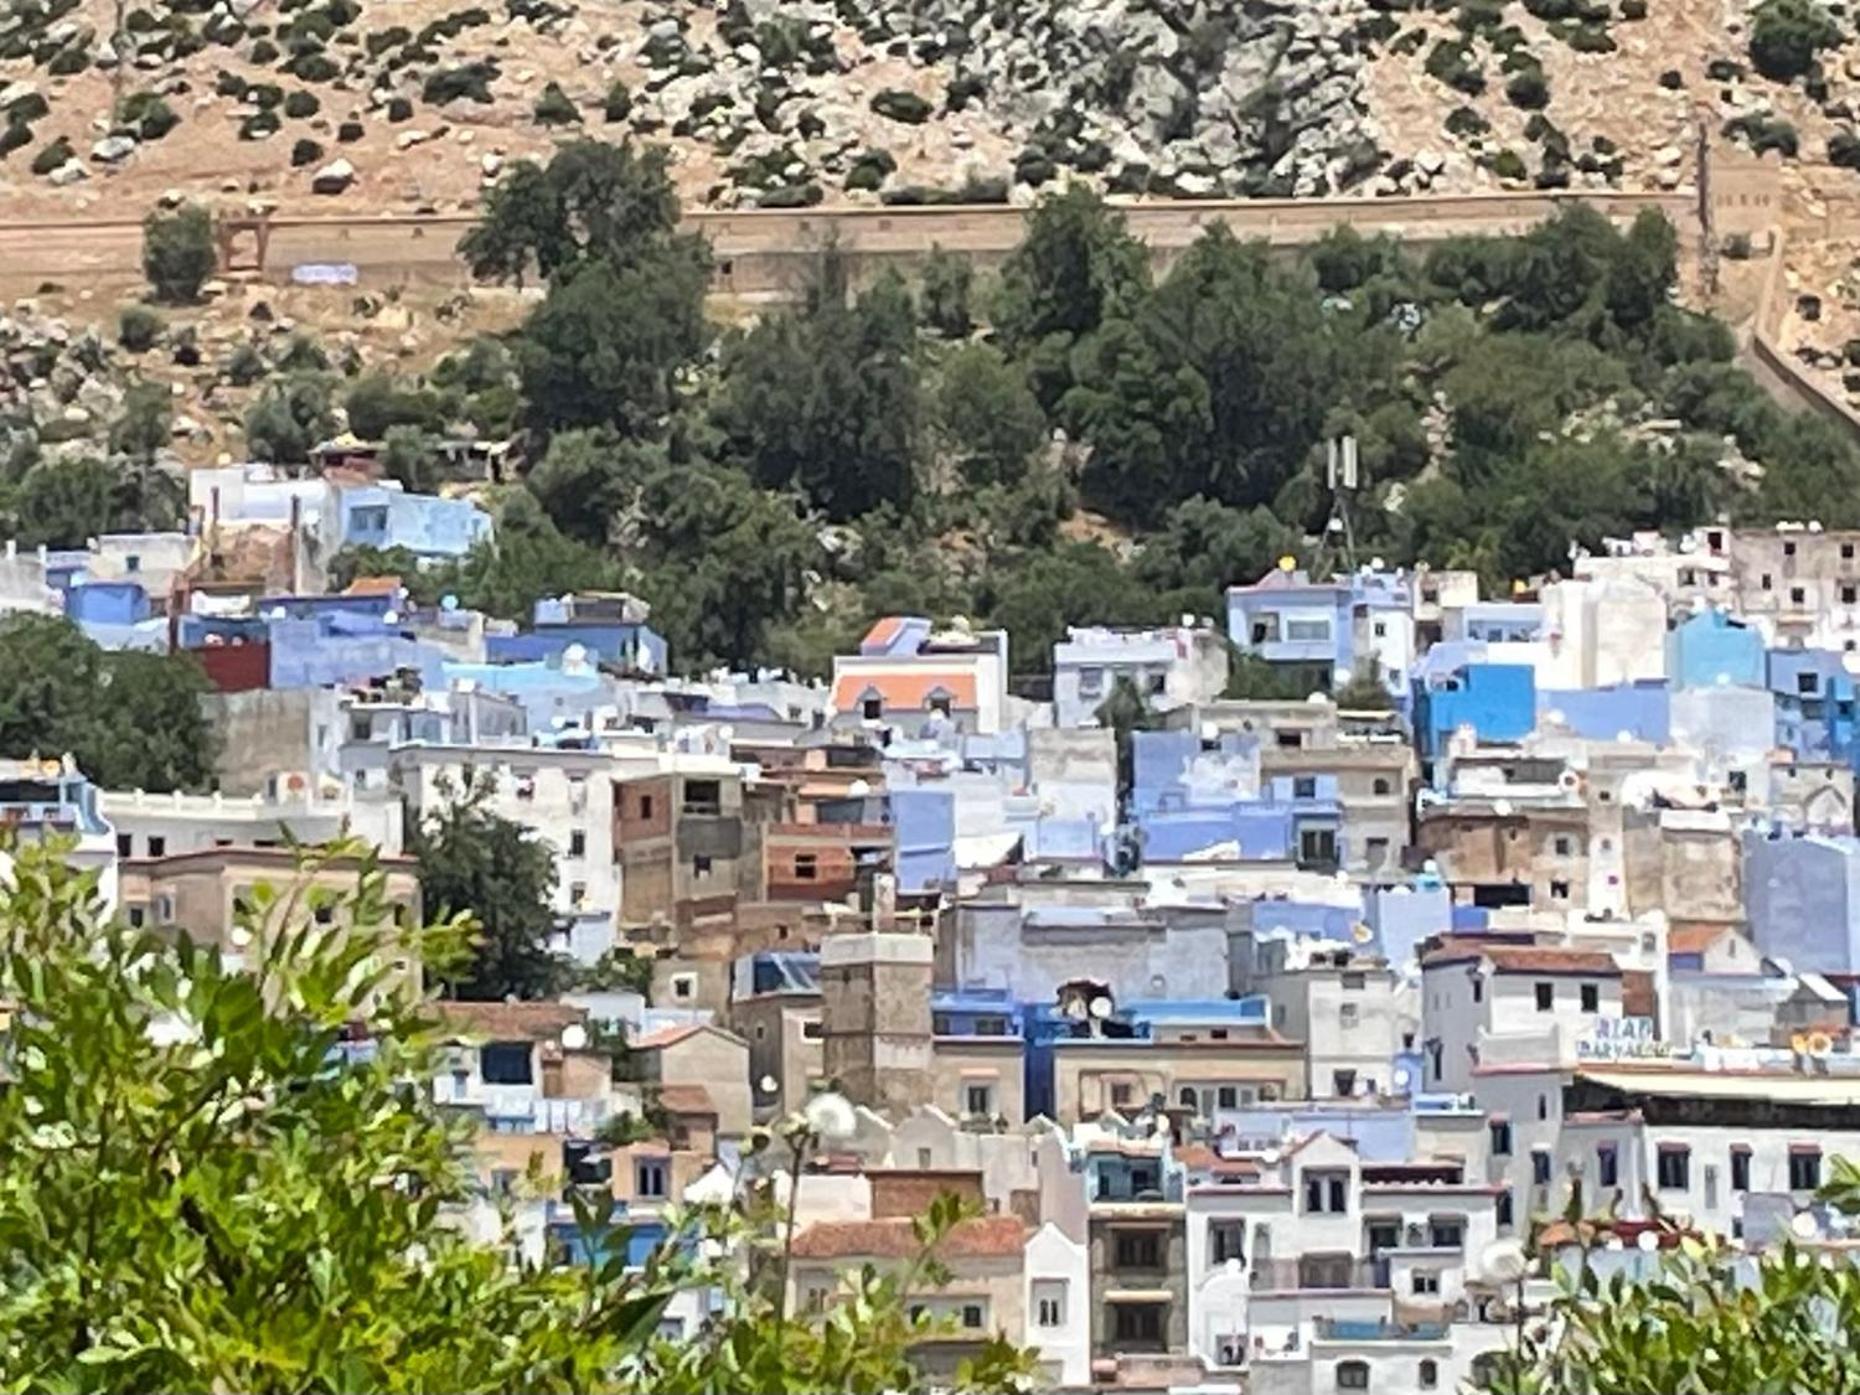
[0,839,1034,1393]
[0,614,215,791]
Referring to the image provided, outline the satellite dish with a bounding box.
[1088,996,1113,1020]
[560,1024,588,1052]
[759,1074,779,1094]
[1392,1065,1412,1090]
[1351,923,1373,944]
[441,593,459,611]
[1259,1148,1282,1168]
[1636,1229,1662,1252]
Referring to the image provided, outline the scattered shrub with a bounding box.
[532,81,579,125]
[284,89,320,118]
[142,204,216,304]
[1506,68,1550,109]
[117,304,164,352]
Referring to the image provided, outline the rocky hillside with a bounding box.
[1,0,1858,219]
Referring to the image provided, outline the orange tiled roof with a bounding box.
[831,671,978,713]
[632,1023,706,1051]
[861,616,908,650]
[656,1083,717,1117]
[1423,944,1619,975]
[344,575,403,596]
[791,1215,1027,1260]
[434,1000,587,1041]
[1668,925,1734,954]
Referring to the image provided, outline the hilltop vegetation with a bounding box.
[305,140,1860,680]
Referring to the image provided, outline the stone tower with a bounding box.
[820,929,933,1117]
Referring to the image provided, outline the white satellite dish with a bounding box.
[1391,1065,1412,1091]
[1088,996,1113,1020]
[759,1074,779,1095]
[560,1023,587,1051]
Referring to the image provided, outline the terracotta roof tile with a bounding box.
[791,1215,1027,1260]
[656,1083,717,1116]
[434,1000,587,1041]
[1423,944,1619,976]
[632,1023,705,1051]
[831,670,979,714]
[1668,925,1734,954]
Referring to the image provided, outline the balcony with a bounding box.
[1249,1257,1389,1292]
[1314,1318,1450,1342]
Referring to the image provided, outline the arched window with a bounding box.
[1419,1358,1438,1389]
[1372,777,1392,795]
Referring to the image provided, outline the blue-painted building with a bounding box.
[1411,661,1537,764]
[1743,829,1860,974]
[891,787,957,894]
[1669,609,1765,690]
[1227,568,1354,677]
[1456,602,1542,644]
[332,480,493,559]
[1538,681,1671,744]
[63,580,168,652]
[1768,647,1860,765]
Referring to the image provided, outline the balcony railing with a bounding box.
[1248,1257,1389,1292]
[1314,1318,1450,1342]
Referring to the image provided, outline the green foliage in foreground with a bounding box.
[1481,1165,1860,1393]
[0,839,1034,1393]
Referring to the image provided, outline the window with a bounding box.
[1535,982,1554,1012]
[1791,586,1807,605]
[683,779,722,815]
[1762,573,1773,591]
[801,1020,822,1040]
[115,832,132,858]
[1490,1121,1513,1156]
[1367,837,1390,867]
[1537,1095,1549,1121]
[1412,1270,1441,1295]
[148,835,165,858]
[1293,776,1317,799]
[1799,672,1819,696]
[1580,983,1600,1013]
[1078,666,1105,697]
[1531,1150,1552,1185]
[1372,777,1392,796]
[1419,1359,1439,1390]
[514,772,536,802]
[1300,827,1339,867]
[480,1041,533,1085]
[1337,1360,1370,1391]
[1549,878,1570,901]
[961,1303,984,1330]
[1428,1216,1464,1250]
[693,853,712,877]
[1597,1144,1619,1188]
[1211,1220,1245,1264]
[964,1083,994,1117]
[1472,976,1483,1004]
[1110,1082,1133,1109]
[1333,1069,1357,1097]
[1845,542,1855,560]
[1033,1280,1066,1328]
[1845,586,1858,605]
[636,1158,668,1198]
[569,881,586,908]
[1148,672,1168,696]
[1112,1303,1162,1344]
[671,974,695,1001]
[1496,1190,1513,1227]
[1731,1147,1751,1191]
[1553,835,1573,856]
[1657,1146,1691,1191]
[1791,1149,1822,1192]
[1114,1231,1161,1269]
[639,794,654,820]
[155,894,174,924]
[1303,1171,1348,1214]
[1285,619,1332,642]
[862,697,882,721]
[1785,540,1798,557]
[568,830,586,859]
[1340,1003,1359,1029]
[793,853,818,882]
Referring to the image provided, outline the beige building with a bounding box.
[120,845,422,987]
[791,1214,1030,1377]
[822,930,935,1117]
[1260,741,1414,874]
[630,1021,753,1141]
[930,1036,1026,1125]
[1050,1031,1306,1124]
